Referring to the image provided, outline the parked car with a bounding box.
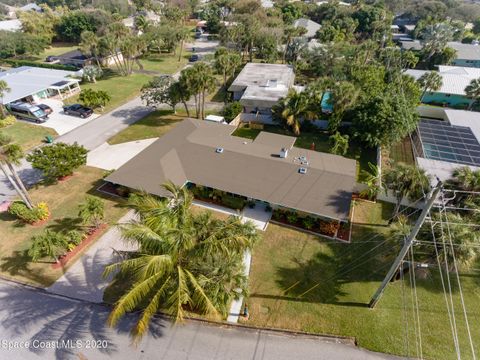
[6,102,48,123]
[63,104,93,118]
[189,54,200,62]
[37,104,53,115]
[45,55,56,63]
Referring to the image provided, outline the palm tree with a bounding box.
[0,133,33,209]
[80,31,102,68]
[104,182,259,341]
[451,167,480,192]
[78,196,105,230]
[360,162,382,200]
[417,72,443,102]
[28,230,68,263]
[0,80,11,119]
[328,81,359,133]
[465,78,480,110]
[383,163,431,222]
[272,90,315,135]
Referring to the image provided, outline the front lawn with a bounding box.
[245,200,480,359]
[107,110,184,145]
[140,50,191,74]
[1,122,57,151]
[232,125,376,182]
[0,166,127,287]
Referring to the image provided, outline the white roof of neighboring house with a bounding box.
[316,0,351,5]
[400,40,423,51]
[447,42,480,61]
[0,19,21,32]
[0,66,78,104]
[405,66,480,96]
[261,0,274,8]
[19,3,42,12]
[444,109,480,142]
[294,18,321,38]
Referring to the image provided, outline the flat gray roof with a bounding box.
[228,63,295,93]
[0,66,78,104]
[106,119,356,221]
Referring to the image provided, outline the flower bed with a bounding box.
[8,201,50,224]
[272,209,342,239]
[51,224,107,269]
[190,185,246,211]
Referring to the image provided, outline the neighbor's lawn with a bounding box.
[232,126,376,182]
[2,122,57,151]
[107,110,183,145]
[0,166,127,287]
[140,50,191,74]
[64,71,151,114]
[245,200,480,359]
[37,43,79,60]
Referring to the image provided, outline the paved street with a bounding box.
[0,280,403,360]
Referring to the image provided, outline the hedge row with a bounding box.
[2,59,78,71]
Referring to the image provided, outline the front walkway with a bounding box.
[46,211,137,303]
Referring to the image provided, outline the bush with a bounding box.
[8,201,50,224]
[223,101,243,121]
[286,211,298,224]
[65,230,83,246]
[318,220,340,237]
[2,59,78,71]
[0,115,16,128]
[302,216,315,230]
[221,195,246,210]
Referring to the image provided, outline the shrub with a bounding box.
[79,88,111,109]
[8,201,50,224]
[286,211,298,224]
[223,101,243,121]
[221,195,246,210]
[2,59,78,71]
[0,115,16,128]
[65,230,83,246]
[302,216,315,230]
[319,220,340,237]
[265,204,272,212]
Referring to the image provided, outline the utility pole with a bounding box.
[369,181,443,309]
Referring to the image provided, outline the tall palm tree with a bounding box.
[104,182,259,341]
[0,80,11,119]
[417,72,443,102]
[451,167,480,192]
[272,90,315,135]
[0,133,33,209]
[383,163,431,222]
[80,31,102,68]
[465,78,480,110]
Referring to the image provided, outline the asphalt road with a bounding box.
[0,280,404,360]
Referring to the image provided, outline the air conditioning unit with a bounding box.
[279,147,288,158]
[216,147,224,153]
[299,167,307,174]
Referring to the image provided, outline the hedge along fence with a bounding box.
[2,59,78,71]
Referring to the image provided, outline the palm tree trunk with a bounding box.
[0,105,6,119]
[201,90,206,120]
[193,94,199,118]
[7,162,33,208]
[178,40,184,62]
[182,100,190,117]
[468,99,475,111]
[0,162,32,209]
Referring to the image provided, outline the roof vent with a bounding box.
[301,160,309,166]
[299,155,307,162]
[299,167,307,174]
[215,147,224,153]
[279,148,288,158]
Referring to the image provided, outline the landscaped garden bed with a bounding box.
[190,185,246,211]
[271,208,350,241]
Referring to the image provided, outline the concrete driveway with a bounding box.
[87,138,157,170]
[35,99,99,135]
[47,211,137,303]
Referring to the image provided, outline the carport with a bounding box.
[48,79,81,100]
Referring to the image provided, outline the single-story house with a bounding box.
[47,49,121,68]
[105,118,357,223]
[19,3,42,12]
[405,66,480,107]
[413,109,480,181]
[228,63,295,116]
[0,19,22,32]
[294,18,321,39]
[0,66,81,104]
[123,11,160,30]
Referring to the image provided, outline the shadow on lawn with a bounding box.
[0,250,51,285]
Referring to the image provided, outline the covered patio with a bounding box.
[48,79,81,100]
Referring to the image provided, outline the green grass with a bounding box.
[139,50,191,74]
[1,121,57,151]
[232,126,376,182]
[107,110,183,145]
[17,43,80,62]
[0,166,127,287]
[64,71,151,114]
[245,200,480,359]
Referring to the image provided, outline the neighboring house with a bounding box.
[0,19,21,32]
[0,66,81,104]
[405,66,480,108]
[400,39,423,51]
[261,0,274,8]
[47,50,122,68]
[293,18,321,39]
[228,63,295,116]
[315,1,351,6]
[123,11,160,30]
[413,108,480,181]
[18,3,42,12]
[105,118,357,224]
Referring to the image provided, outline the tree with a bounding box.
[417,71,443,101]
[223,101,243,122]
[28,230,68,263]
[383,163,430,222]
[329,132,349,156]
[103,182,259,340]
[141,75,175,110]
[272,90,315,135]
[79,30,102,68]
[0,133,33,209]
[179,63,216,120]
[27,142,88,183]
[78,196,105,230]
[0,80,10,119]
[360,162,381,200]
[82,65,103,83]
[18,4,60,44]
[214,48,241,87]
[451,167,480,192]
[464,78,480,110]
[56,9,113,42]
[420,23,456,66]
[283,26,306,63]
[169,81,192,117]
[79,89,111,110]
[327,81,359,133]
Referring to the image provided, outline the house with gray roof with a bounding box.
[0,66,80,105]
[293,18,321,39]
[228,63,295,117]
[105,118,356,223]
